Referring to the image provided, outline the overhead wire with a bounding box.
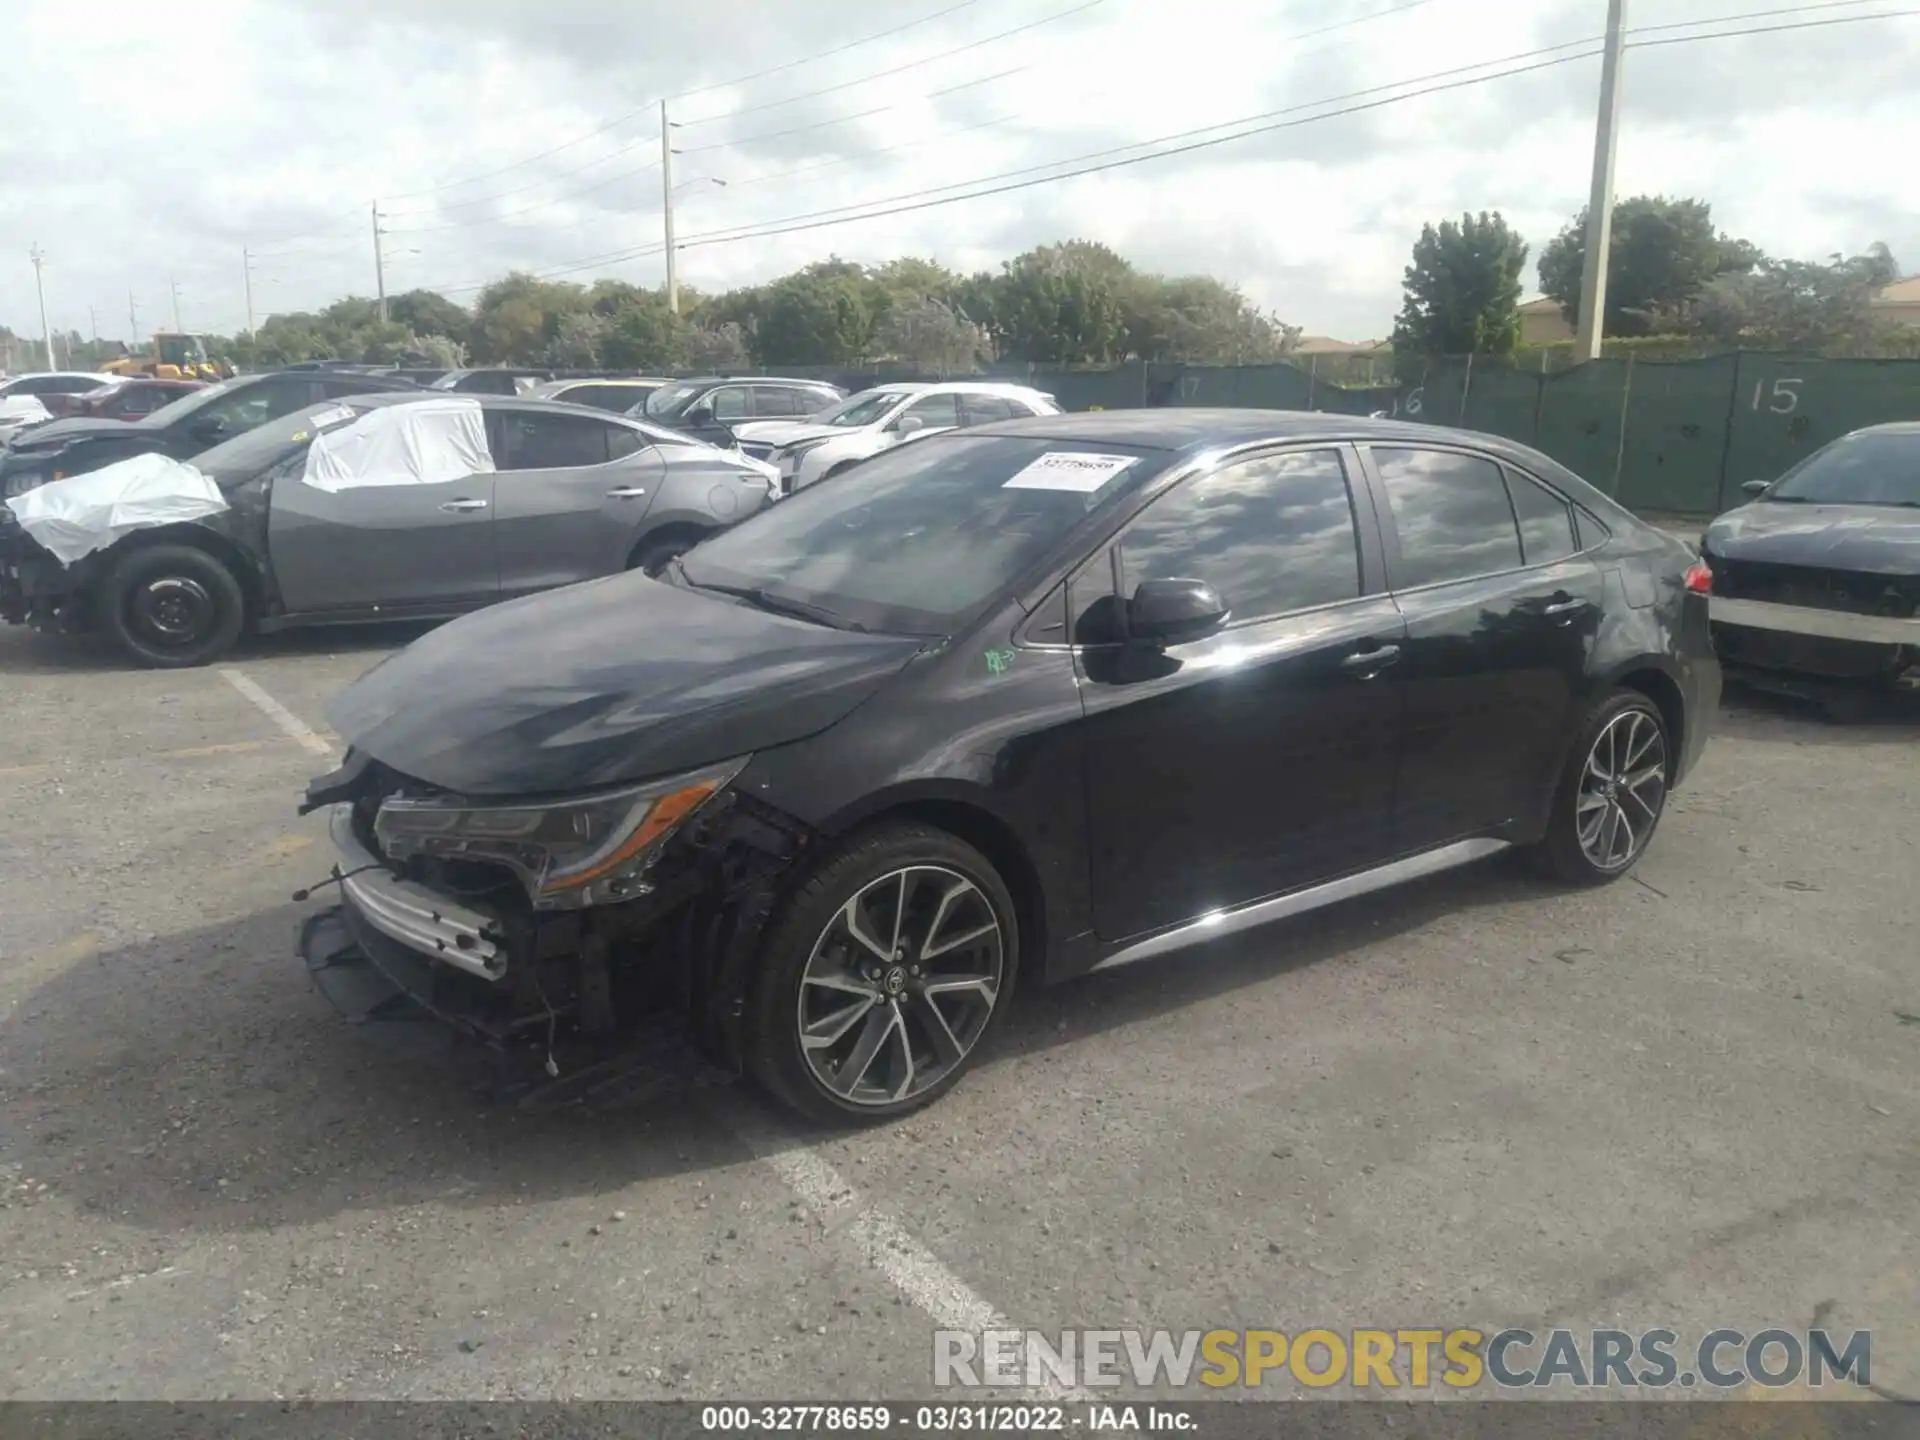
[377,0,988,199]
[417,2,1914,292]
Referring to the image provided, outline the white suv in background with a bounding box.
[731,381,1060,492]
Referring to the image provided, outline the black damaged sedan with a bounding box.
[302,410,1718,1121]
[1702,422,1920,710]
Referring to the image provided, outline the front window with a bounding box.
[190,399,369,486]
[678,434,1166,636]
[141,375,247,426]
[813,389,909,428]
[645,381,708,418]
[1766,432,1920,507]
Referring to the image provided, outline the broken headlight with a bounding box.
[372,756,747,910]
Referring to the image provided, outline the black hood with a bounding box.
[2,415,152,454]
[326,571,926,797]
[1704,502,1920,575]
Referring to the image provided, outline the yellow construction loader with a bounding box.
[100,332,232,382]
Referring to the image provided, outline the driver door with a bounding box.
[267,454,499,614]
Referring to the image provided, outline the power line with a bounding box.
[432,2,1912,292]
[670,0,1106,128]
[378,0,988,200]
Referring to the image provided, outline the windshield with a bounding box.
[1767,432,1920,507]
[678,434,1164,635]
[191,399,370,486]
[140,375,246,427]
[814,389,909,427]
[644,381,708,418]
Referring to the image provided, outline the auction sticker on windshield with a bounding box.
[1003,451,1136,493]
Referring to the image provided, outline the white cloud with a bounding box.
[3,0,1914,348]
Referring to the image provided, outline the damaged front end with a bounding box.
[1707,556,1920,699]
[296,748,814,1091]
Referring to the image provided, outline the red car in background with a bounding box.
[50,377,205,421]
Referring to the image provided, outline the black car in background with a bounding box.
[0,370,419,501]
[639,375,846,446]
[301,409,1718,1122]
[1702,422,1920,710]
[431,367,554,396]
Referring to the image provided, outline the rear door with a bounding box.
[1076,444,1406,941]
[1358,443,1606,850]
[489,408,666,594]
[267,444,498,614]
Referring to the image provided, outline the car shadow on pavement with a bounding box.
[1716,679,1920,745]
[989,851,1552,1064]
[4,854,1555,1243]
[2,901,734,1242]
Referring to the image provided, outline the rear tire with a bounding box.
[97,543,246,668]
[1528,689,1671,885]
[744,822,1019,1125]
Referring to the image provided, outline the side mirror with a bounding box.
[1127,578,1228,644]
[1742,479,1770,497]
[189,415,229,442]
[686,402,715,425]
[893,414,926,436]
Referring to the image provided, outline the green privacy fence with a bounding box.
[764,351,1920,516]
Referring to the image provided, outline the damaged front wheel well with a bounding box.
[105,525,260,625]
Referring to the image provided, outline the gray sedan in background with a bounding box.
[1,392,779,667]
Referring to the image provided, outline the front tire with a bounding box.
[745,822,1019,1124]
[97,542,246,668]
[1529,690,1671,885]
[631,533,702,577]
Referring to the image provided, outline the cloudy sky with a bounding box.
[4,0,1916,349]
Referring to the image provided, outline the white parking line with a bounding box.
[718,1096,1086,1401]
[217,667,334,757]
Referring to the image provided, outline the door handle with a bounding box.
[1339,643,1401,676]
[604,486,648,498]
[439,498,488,512]
[1544,594,1588,617]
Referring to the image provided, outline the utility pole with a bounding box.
[170,275,183,331]
[1573,0,1628,362]
[661,100,678,315]
[29,244,55,370]
[128,290,140,343]
[89,306,99,343]
[372,202,388,323]
[242,247,256,336]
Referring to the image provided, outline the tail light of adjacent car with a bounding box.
[1683,560,1712,595]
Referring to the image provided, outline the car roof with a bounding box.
[675,375,837,387]
[542,377,669,389]
[337,392,656,419]
[4,371,116,382]
[859,381,1049,397]
[1846,421,1920,437]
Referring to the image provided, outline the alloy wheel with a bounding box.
[1576,708,1667,871]
[796,865,1004,1108]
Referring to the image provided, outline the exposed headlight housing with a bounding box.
[3,469,48,500]
[777,436,834,462]
[372,756,747,910]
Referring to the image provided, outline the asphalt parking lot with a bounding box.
[1,621,1915,1404]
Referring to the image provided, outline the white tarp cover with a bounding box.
[4,452,229,566]
[301,397,493,493]
[0,395,51,426]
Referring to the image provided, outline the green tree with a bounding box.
[874,296,990,372]
[1681,245,1906,354]
[750,263,881,365]
[472,273,591,362]
[1122,274,1299,362]
[387,289,471,343]
[1390,211,1529,358]
[600,290,685,370]
[985,246,1126,363]
[1537,196,1761,337]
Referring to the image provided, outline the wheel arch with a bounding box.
[99,523,261,624]
[817,783,1050,990]
[1598,658,1687,779]
[625,520,712,571]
